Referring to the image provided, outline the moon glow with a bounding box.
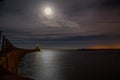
[44,8,53,16]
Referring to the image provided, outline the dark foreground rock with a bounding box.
[0,48,38,80]
[0,66,33,80]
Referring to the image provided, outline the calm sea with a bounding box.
[18,49,120,80]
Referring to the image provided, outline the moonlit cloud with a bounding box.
[0,0,120,49]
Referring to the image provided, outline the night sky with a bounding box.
[0,0,120,49]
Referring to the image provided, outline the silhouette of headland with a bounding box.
[0,32,39,80]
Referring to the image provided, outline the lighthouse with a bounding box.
[35,44,40,51]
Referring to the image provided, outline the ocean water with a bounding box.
[18,49,120,80]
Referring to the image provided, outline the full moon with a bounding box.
[44,8,53,16]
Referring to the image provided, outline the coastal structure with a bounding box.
[35,44,40,51]
[0,32,15,55]
[0,31,40,74]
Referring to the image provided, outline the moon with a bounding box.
[44,7,53,16]
[45,8,52,15]
[41,5,55,18]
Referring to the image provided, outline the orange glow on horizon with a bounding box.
[90,44,120,49]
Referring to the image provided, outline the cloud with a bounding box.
[0,0,120,40]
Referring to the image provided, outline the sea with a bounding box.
[18,49,120,80]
